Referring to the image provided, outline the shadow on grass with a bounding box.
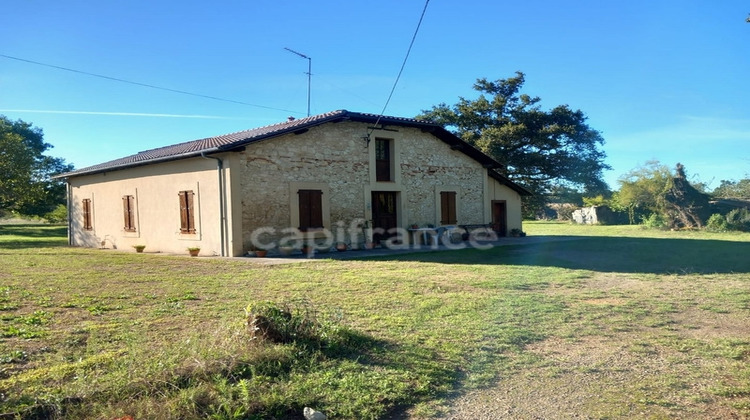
[0,225,68,249]
[367,236,750,275]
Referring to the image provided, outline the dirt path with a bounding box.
[431,331,747,419]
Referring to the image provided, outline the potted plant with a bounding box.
[132,245,146,253]
[510,228,525,237]
[255,248,268,257]
[187,247,200,257]
[301,242,314,255]
[335,242,348,252]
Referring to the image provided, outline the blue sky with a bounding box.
[2,0,749,190]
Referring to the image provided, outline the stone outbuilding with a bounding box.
[57,110,531,256]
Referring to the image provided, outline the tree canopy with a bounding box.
[418,72,611,205]
[0,116,73,218]
[614,161,710,228]
[712,178,750,199]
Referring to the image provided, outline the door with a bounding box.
[492,201,508,237]
[371,191,398,243]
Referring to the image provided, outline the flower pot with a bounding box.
[188,249,200,257]
[255,250,268,257]
[279,246,294,256]
[336,243,347,252]
[133,246,146,253]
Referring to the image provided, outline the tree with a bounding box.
[0,116,73,218]
[615,161,710,228]
[712,178,750,198]
[614,161,672,224]
[418,72,610,215]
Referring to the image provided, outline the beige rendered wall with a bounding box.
[67,156,231,256]
[237,122,495,249]
[487,177,524,232]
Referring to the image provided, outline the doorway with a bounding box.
[371,191,398,244]
[492,201,508,237]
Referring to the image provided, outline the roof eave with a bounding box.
[54,147,223,179]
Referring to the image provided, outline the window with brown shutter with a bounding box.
[298,189,323,231]
[178,190,196,234]
[82,199,92,231]
[375,138,392,182]
[122,195,136,232]
[440,191,457,225]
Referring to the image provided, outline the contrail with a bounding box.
[0,109,239,119]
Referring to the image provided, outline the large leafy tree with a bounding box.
[712,178,750,198]
[0,116,73,217]
[418,72,610,210]
[613,160,673,223]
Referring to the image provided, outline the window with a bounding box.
[122,195,136,232]
[178,190,196,234]
[82,199,92,231]
[375,138,392,181]
[440,191,457,225]
[298,189,323,231]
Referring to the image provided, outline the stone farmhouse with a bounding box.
[58,110,531,257]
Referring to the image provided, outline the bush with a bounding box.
[706,213,729,232]
[640,213,667,229]
[43,204,68,223]
[726,208,750,232]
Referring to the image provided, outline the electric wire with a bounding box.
[369,0,430,136]
[0,53,302,115]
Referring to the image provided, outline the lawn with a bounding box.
[0,222,749,419]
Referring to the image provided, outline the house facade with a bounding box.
[60,110,530,256]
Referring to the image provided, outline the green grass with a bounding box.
[0,222,749,418]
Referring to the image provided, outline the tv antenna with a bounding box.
[284,47,312,117]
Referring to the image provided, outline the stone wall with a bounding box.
[398,127,486,226]
[237,121,489,250]
[238,122,370,249]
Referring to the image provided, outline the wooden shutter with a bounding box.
[298,189,323,231]
[122,195,136,232]
[375,138,392,182]
[179,191,195,233]
[82,199,92,230]
[440,191,457,225]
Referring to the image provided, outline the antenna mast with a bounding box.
[284,47,312,117]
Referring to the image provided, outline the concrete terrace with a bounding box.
[233,235,583,265]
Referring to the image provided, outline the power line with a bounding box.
[0,53,303,115]
[370,0,430,134]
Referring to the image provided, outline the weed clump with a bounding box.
[245,300,341,350]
